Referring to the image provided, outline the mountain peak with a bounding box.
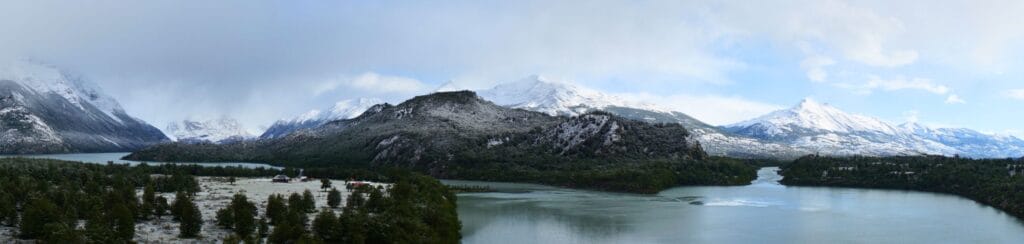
[478,75,664,116]
[166,117,253,143]
[434,80,464,92]
[792,97,835,113]
[0,59,128,123]
[732,98,902,135]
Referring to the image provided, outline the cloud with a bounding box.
[710,1,919,68]
[864,76,949,95]
[800,56,836,82]
[314,72,430,96]
[902,110,920,123]
[945,94,966,104]
[614,92,784,125]
[2,0,1024,134]
[1005,89,1024,100]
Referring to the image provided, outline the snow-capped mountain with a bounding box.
[260,98,384,139]
[0,59,168,153]
[476,75,808,158]
[166,118,253,144]
[724,98,959,156]
[478,75,666,116]
[899,122,1024,158]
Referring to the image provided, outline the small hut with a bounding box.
[272,175,290,183]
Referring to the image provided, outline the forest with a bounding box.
[0,157,460,243]
[779,155,1024,219]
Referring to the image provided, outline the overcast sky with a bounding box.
[3,0,1024,136]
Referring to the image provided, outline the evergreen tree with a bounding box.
[258,217,269,238]
[365,187,385,213]
[0,192,17,226]
[171,191,189,221]
[312,209,342,242]
[266,194,287,225]
[268,209,307,243]
[44,222,85,243]
[345,189,366,211]
[327,188,342,209]
[288,193,304,213]
[177,195,203,238]
[301,190,316,213]
[154,196,170,218]
[340,209,367,244]
[19,197,62,239]
[112,203,136,240]
[320,179,332,192]
[231,193,258,237]
[84,210,115,243]
[140,183,156,220]
[216,207,235,229]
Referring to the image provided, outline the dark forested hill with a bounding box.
[127,91,754,193]
[779,155,1024,219]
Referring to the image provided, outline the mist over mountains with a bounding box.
[2,61,1022,159]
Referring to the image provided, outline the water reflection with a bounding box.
[448,167,1024,244]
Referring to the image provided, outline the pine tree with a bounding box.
[231,193,257,237]
[154,196,170,218]
[269,209,307,243]
[0,192,17,226]
[258,217,269,237]
[19,197,62,239]
[340,209,368,244]
[345,190,366,211]
[84,209,115,243]
[320,179,332,192]
[216,207,235,228]
[301,189,316,213]
[112,203,136,240]
[177,194,203,238]
[327,188,342,209]
[365,187,385,213]
[140,183,156,220]
[266,194,287,225]
[312,209,341,242]
[288,193,304,212]
[171,191,189,221]
[44,221,85,243]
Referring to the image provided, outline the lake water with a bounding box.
[0,152,281,169]
[447,167,1024,243]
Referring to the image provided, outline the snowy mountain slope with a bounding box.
[478,75,666,116]
[900,122,1024,158]
[260,98,384,139]
[724,99,959,156]
[166,118,253,144]
[476,75,807,159]
[0,60,168,153]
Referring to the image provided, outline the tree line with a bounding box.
[779,155,1024,219]
[0,157,460,243]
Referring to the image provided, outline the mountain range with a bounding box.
[3,60,1021,159]
[260,98,384,139]
[165,118,254,144]
[438,76,1024,159]
[0,60,167,154]
[126,91,707,172]
[472,76,809,159]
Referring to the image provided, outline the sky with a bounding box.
[2,0,1024,136]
